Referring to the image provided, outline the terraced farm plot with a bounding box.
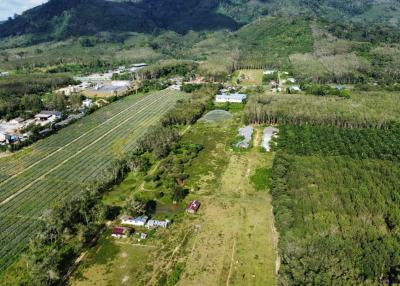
[0,89,184,272]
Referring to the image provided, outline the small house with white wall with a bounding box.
[121,215,149,227]
[56,85,81,96]
[215,93,247,103]
[0,131,8,142]
[288,86,301,93]
[35,111,62,126]
[263,70,276,75]
[145,219,170,229]
[82,99,93,108]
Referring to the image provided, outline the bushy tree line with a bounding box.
[144,143,203,202]
[135,60,197,81]
[163,84,218,126]
[136,79,169,93]
[243,93,400,129]
[301,84,350,98]
[136,125,181,159]
[25,188,107,285]
[162,100,205,126]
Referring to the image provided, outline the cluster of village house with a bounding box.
[112,200,201,239]
[57,63,148,98]
[264,70,301,93]
[0,100,94,145]
[0,63,149,146]
[214,70,302,105]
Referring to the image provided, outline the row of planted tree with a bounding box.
[270,121,400,285]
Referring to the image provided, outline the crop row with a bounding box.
[0,93,149,178]
[0,91,177,200]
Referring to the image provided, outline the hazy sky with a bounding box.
[0,0,48,21]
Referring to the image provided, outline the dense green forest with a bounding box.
[272,125,400,285]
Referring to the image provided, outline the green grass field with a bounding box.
[70,112,277,285]
[0,89,184,272]
[72,232,153,286]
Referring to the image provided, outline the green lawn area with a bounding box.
[71,233,153,286]
[102,172,144,207]
[232,69,264,86]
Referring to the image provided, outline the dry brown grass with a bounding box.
[178,150,276,286]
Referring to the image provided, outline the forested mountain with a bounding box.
[1,0,400,41]
[0,0,238,40]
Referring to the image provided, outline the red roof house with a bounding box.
[112,226,130,238]
[187,200,201,214]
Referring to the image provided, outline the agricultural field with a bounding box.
[271,125,400,284]
[0,89,184,272]
[70,114,277,285]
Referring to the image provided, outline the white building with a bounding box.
[215,93,247,103]
[145,219,170,229]
[56,85,81,96]
[263,70,275,75]
[121,215,149,227]
[82,99,93,108]
[169,84,181,91]
[287,78,296,83]
[35,111,62,126]
[0,131,7,142]
[9,117,24,125]
[288,86,301,92]
[132,63,147,68]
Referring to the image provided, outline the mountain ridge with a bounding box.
[0,0,399,42]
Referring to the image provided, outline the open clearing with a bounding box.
[0,90,184,272]
[71,117,277,285]
[232,69,264,86]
